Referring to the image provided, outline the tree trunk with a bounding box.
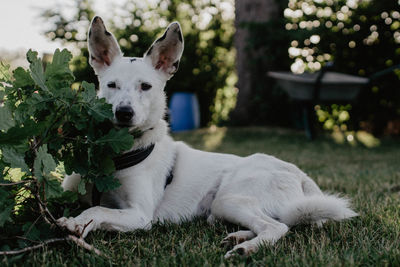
[231,0,279,123]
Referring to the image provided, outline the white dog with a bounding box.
[58,16,357,258]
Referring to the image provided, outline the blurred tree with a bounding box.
[231,0,280,124]
[42,0,236,126]
[233,0,295,126]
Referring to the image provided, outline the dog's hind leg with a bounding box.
[210,194,288,258]
[224,216,288,258]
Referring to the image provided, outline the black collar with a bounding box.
[91,143,175,206]
[92,144,155,206]
[113,144,155,171]
[113,125,155,170]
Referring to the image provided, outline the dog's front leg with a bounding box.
[57,206,151,238]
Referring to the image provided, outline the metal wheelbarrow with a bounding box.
[268,63,400,139]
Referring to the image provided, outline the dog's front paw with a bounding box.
[224,241,259,259]
[57,216,95,238]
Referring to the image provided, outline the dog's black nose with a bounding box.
[116,106,134,123]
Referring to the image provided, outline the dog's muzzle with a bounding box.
[116,106,134,125]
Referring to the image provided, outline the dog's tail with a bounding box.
[279,193,358,226]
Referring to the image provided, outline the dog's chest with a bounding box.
[101,142,175,210]
[100,180,132,209]
[100,167,156,209]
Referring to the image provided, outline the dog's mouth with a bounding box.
[113,122,154,139]
[113,118,134,128]
[114,122,142,135]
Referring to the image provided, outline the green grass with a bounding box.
[2,127,400,266]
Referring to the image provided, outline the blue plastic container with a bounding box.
[169,92,200,132]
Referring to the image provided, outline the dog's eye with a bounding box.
[141,82,152,91]
[107,81,117,89]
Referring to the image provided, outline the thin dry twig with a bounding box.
[23,215,43,239]
[0,237,67,255]
[79,219,93,238]
[34,190,54,225]
[0,180,32,186]
[67,235,103,256]
[33,182,58,226]
[0,235,103,256]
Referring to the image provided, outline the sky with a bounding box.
[0,0,63,54]
[0,0,126,55]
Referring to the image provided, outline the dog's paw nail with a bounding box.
[225,248,245,259]
[224,250,236,259]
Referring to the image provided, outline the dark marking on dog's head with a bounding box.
[91,55,96,60]
[89,29,92,38]
[130,58,137,63]
[155,29,168,43]
[107,81,116,88]
[105,30,111,36]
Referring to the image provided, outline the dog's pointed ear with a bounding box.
[144,22,184,79]
[88,16,122,74]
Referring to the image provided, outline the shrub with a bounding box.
[0,49,132,251]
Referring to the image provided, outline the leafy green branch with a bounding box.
[0,49,134,256]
